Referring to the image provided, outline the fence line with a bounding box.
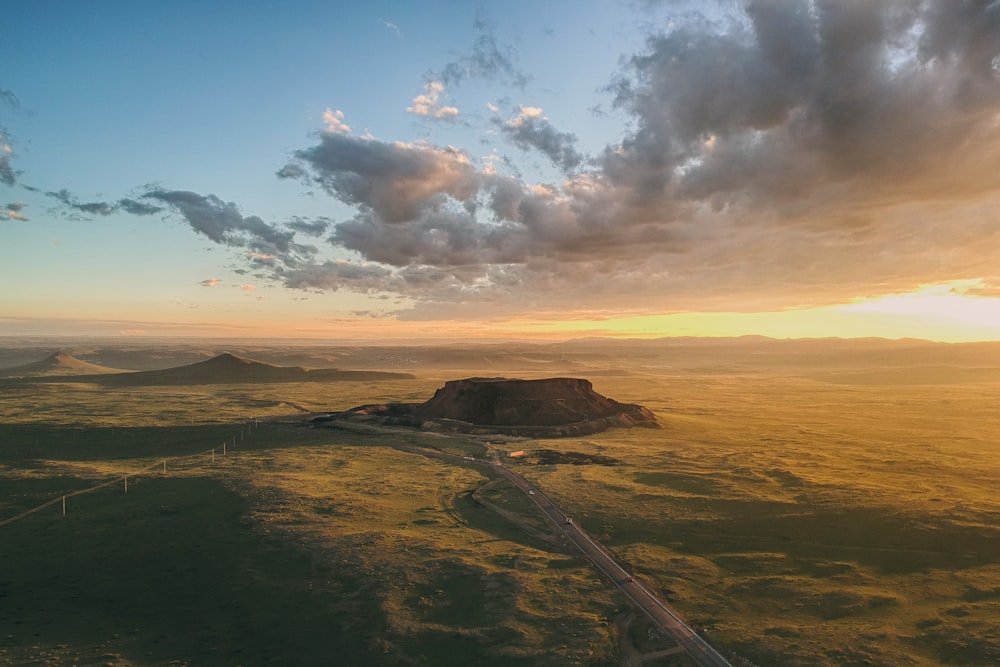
[0,420,260,528]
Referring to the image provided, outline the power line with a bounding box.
[0,421,260,528]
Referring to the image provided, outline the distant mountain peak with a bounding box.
[0,351,124,377]
[209,352,257,365]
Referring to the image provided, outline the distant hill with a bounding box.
[88,352,414,386]
[0,352,128,378]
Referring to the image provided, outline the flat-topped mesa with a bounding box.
[321,376,659,437]
[416,377,627,425]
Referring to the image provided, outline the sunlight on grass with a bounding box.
[2,356,999,665]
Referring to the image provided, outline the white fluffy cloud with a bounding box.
[322,108,352,135]
[68,1,997,320]
[407,81,459,119]
[271,0,1000,315]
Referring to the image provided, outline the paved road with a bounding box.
[483,460,733,667]
[316,421,733,666]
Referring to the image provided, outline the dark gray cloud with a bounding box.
[281,132,479,223]
[143,189,316,263]
[500,107,584,172]
[271,0,1000,314]
[0,89,21,187]
[0,88,19,110]
[436,12,529,89]
[118,198,164,216]
[45,189,116,216]
[0,154,14,187]
[36,188,164,218]
[3,200,27,220]
[285,216,332,236]
[331,206,527,268]
[279,259,395,292]
[275,163,307,180]
[612,0,1000,212]
[0,127,16,187]
[28,181,324,289]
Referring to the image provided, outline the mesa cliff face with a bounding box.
[416,377,637,425]
[320,377,659,437]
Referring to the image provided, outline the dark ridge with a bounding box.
[0,351,127,378]
[4,352,414,386]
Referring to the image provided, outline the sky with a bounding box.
[3,0,1000,342]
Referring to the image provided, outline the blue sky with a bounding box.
[3,1,1000,340]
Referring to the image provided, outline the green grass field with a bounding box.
[0,381,625,665]
[1,347,999,665]
[507,372,1000,665]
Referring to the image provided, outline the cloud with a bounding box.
[330,205,527,268]
[285,216,331,236]
[240,284,256,291]
[281,132,479,223]
[407,81,459,119]
[117,198,164,216]
[26,187,328,291]
[51,2,996,319]
[500,106,583,172]
[144,189,303,256]
[44,189,116,216]
[322,108,352,135]
[0,90,20,186]
[0,88,20,110]
[280,259,396,291]
[0,158,14,186]
[0,131,17,187]
[275,163,308,180]
[381,19,401,37]
[435,11,529,88]
[140,189,327,291]
[245,251,276,263]
[3,200,27,221]
[957,277,1000,298]
[264,0,1000,317]
[31,188,164,218]
[611,0,1000,212]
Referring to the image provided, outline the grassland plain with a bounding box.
[0,378,629,665]
[2,344,999,665]
[505,372,1000,665]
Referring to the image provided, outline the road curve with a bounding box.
[483,460,733,667]
[317,421,733,666]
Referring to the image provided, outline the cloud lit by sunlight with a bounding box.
[503,281,1000,343]
[839,280,1000,330]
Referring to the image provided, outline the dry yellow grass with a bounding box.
[2,341,999,665]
